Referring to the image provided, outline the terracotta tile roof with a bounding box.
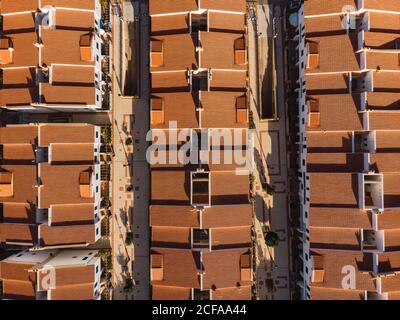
[307,153,364,173]
[0,164,37,203]
[211,226,251,249]
[381,274,400,292]
[50,143,94,163]
[1,14,38,67]
[367,93,400,110]
[201,0,246,12]
[151,14,189,35]
[378,252,400,273]
[368,12,400,33]
[210,70,247,91]
[306,94,362,131]
[383,229,400,251]
[376,131,400,152]
[1,0,37,14]
[2,279,36,299]
[50,283,95,300]
[378,210,400,230]
[310,227,361,250]
[363,0,400,11]
[310,249,374,290]
[151,248,200,288]
[305,15,347,34]
[373,71,400,90]
[152,286,192,300]
[39,124,95,146]
[305,34,360,73]
[364,32,400,50]
[149,0,198,15]
[306,73,349,94]
[383,174,400,208]
[208,12,245,33]
[41,29,95,67]
[366,51,400,71]
[0,223,38,244]
[39,224,95,246]
[369,112,400,131]
[151,71,189,93]
[202,205,252,228]
[151,226,191,249]
[309,173,358,207]
[150,205,200,227]
[2,203,36,224]
[41,0,96,10]
[309,208,372,229]
[0,68,38,107]
[202,249,252,290]
[0,125,37,144]
[50,203,95,226]
[2,144,36,162]
[150,92,198,129]
[150,34,196,71]
[310,287,365,300]
[200,32,246,70]
[38,163,94,207]
[370,154,400,173]
[304,0,358,16]
[307,131,353,153]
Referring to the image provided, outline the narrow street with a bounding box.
[248,0,291,300]
[111,0,150,300]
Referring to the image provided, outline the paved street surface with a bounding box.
[248,1,291,300]
[111,0,150,300]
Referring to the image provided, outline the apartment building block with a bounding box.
[295,0,400,299]
[0,123,104,249]
[0,249,105,299]
[0,0,107,111]
[148,0,254,300]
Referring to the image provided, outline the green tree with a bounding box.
[265,231,279,248]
